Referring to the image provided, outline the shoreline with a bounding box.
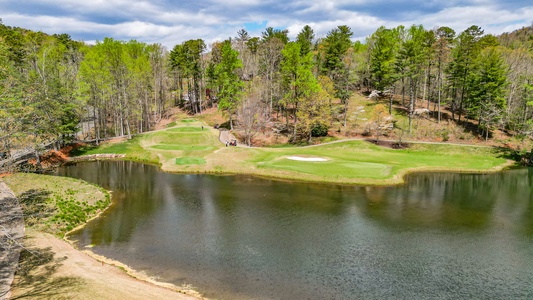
[62,186,204,299]
[3,172,202,300]
[54,156,520,299]
[159,158,517,187]
[23,148,514,299]
[67,131,519,187]
[66,154,518,187]
[13,154,515,299]
[14,229,200,300]
[63,233,203,299]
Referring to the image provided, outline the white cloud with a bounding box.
[1,0,531,48]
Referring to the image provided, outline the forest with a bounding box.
[0,19,532,161]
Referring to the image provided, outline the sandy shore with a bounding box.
[11,229,200,300]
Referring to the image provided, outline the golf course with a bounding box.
[74,118,512,185]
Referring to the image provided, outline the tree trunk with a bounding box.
[458,66,469,124]
[422,68,427,105]
[344,100,348,127]
[388,86,395,115]
[293,102,298,141]
[34,149,41,169]
[401,78,405,107]
[126,117,132,139]
[408,77,414,133]
[437,78,442,124]
[426,68,433,110]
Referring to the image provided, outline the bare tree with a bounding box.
[237,79,269,146]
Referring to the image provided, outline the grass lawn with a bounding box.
[3,173,110,235]
[72,118,511,185]
[175,157,206,165]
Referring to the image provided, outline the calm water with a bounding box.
[58,161,533,299]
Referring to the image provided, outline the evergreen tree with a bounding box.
[469,47,508,139]
[447,25,484,122]
[215,40,244,130]
[321,25,355,126]
[396,25,426,132]
[296,25,314,57]
[433,26,455,123]
[281,42,320,140]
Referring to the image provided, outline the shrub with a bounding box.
[441,130,450,142]
[311,123,329,137]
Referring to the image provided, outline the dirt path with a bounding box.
[218,129,244,147]
[300,137,495,148]
[10,229,199,300]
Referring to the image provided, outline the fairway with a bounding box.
[167,127,205,132]
[78,118,511,185]
[151,144,214,151]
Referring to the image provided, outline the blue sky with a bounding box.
[1,0,531,48]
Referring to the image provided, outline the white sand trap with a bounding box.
[287,156,328,162]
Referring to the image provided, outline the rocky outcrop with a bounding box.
[0,181,24,300]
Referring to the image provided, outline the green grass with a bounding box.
[180,119,196,123]
[151,144,214,151]
[3,173,111,236]
[175,157,206,165]
[166,121,177,128]
[70,118,511,185]
[248,140,507,182]
[74,136,158,164]
[262,159,391,179]
[167,127,205,132]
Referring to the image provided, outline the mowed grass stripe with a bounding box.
[176,157,206,165]
[151,144,214,151]
[167,127,205,132]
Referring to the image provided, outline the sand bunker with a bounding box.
[287,156,328,162]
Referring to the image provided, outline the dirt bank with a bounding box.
[10,229,199,300]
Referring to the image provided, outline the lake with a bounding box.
[58,161,533,299]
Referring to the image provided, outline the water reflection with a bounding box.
[59,161,533,299]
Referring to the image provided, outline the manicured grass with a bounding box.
[71,118,511,185]
[175,157,206,165]
[74,136,159,164]
[262,159,391,179]
[180,119,196,123]
[167,127,205,132]
[151,144,214,151]
[165,121,177,128]
[3,173,110,235]
[248,140,508,183]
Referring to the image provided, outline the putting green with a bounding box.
[262,159,392,179]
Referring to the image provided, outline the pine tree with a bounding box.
[215,40,244,130]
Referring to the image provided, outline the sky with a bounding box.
[1,0,532,49]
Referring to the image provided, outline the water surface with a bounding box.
[59,161,533,299]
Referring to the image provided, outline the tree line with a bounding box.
[1,20,532,159]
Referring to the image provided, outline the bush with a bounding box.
[311,123,329,137]
[441,129,450,142]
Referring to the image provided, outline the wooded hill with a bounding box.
[1,20,532,163]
